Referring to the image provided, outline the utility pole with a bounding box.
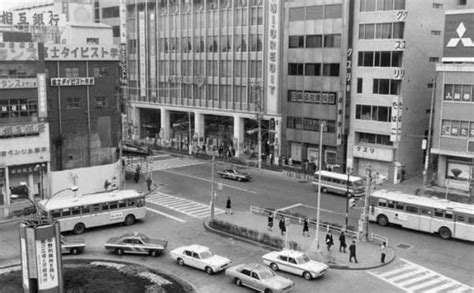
[345,167,352,229]
[210,153,216,221]
[362,165,372,241]
[188,111,192,155]
[313,122,325,251]
[423,78,436,186]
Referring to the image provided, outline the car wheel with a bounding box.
[70,248,78,255]
[150,250,158,257]
[116,248,124,255]
[205,266,213,275]
[303,271,312,280]
[377,215,389,226]
[264,289,273,293]
[270,263,279,271]
[177,258,184,266]
[124,214,135,226]
[234,278,242,286]
[73,223,86,235]
[439,227,452,240]
[237,177,242,182]
[322,187,328,193]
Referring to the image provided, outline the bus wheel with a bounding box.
[377,215,389,226]
[439,227,452,240]
[73,223,86,234]
[124,215,135,226]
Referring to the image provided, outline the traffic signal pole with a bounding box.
[345,168,352,229]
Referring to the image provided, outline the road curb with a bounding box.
[203,220,396,270]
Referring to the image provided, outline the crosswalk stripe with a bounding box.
[378,266,415,278]
[435,283,463,292]
[400,272,437,288]
[410,278,447,292]
[389,268,423,282]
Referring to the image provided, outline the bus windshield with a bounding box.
[353,180,365,187]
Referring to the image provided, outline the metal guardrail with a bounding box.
[250,206,359,239]
[370,232,388,245]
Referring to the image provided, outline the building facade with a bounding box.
[0,31,50,218]
[281,0,350,170]
[121,0,282,161]
[431,9,474,193]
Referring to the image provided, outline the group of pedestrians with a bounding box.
[324,230,358,263]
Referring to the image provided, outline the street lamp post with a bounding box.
[313,122,325,251]
[35,164,46,200]
[210,153,216,221]
[362,166,372,241]
[345,167,352,229]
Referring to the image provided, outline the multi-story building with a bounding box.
[0,31,50,218]
[281,0,350,170]
[121,0,282,161]
[347,0,461,183]
[431,9,474,194]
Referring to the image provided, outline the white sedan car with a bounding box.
[169,244,232,274]
[262,249,328,280]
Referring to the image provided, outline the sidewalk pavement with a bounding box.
[208,211,395,270]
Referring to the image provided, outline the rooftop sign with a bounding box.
[443,10,474,62]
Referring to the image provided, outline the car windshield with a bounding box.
[295,254,310,264]
[200,250,213,259]
[139,235,149,242]
[353,180,364,187]
[258,269,276,279]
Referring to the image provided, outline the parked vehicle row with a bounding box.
[63,232,328,292]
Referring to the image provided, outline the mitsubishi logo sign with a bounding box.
[446,23,474,47]
[443,12,474,61]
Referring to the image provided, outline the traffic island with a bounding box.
[0,259,196,293]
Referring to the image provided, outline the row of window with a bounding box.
[157,0,263,13]
[287,117,336,133]
[288,63,340,77]
[64,96,108,110]
[288,34,342,49]
[441,120,474,138]
[358,51,403,67]
[287,90,337,105]
[357,132,393,146]
[0,63,37,79]
[360,0,406,12]
[359,22,405,39]
[49,197,145,218]
[158,60,263,78]
[373,78,401,95]
[444,84,474,103]
[46,66,110,79]
[0,99,37,119]
[355,105,392,122]
[289,4,342,21]
[376,200,474,224]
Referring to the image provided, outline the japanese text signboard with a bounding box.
[0,78,37,89]
[50,77,94,86]
[0,42,38,61]
[266,0,280,107]
[44,44,119,61]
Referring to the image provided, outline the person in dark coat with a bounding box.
[339,231,347,253]
[146,176,152,191]
[225,197,233,214]
[303,218,310,237]
[267,212,274,231]
[279,218,286,236]
[325,230,334,251]
[349,240,358,263]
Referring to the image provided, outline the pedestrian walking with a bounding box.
[267,212,274,231]
[349,240,358,263]
[302,218,310,237]
[225,197,233,214]
[134,164,141,183]
[380,241,387,264]
[339,231,347,253]
[146,176,152,191]
[325,230,334,251]
[279,217,286,236]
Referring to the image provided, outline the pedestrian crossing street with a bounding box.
[368,258,473,293]
[126,155,205,173]
[146,191,225,219]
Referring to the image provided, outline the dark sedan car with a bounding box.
[217,169,251,181]
[104,232,168,257]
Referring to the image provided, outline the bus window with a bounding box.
[405,206,418,214]
[456,215,465,222]
[109,201,118,209]
[92,204,100,212]
[445,212,453,220]
[137,198,144,207]
[128,199,136,207]
[387,201,394,208]
[101,203,109,211]
[333,179,342,184]
[421,208,432,216]
[395,202,404,210]
[82,205,90,214]
[118,200,126,208]
[468,217,474,225]
[434,209,444,218]
[51,210,61,218]
[72,207,81,215]
[378,199,387,207]
[62,208,71,217]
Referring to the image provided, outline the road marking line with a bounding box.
[409,278,446,291]
[146,207,186,223]
[299,203,346,216]
[278,203,302,211]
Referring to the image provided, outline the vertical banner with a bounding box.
[390,96,403,142]
[336,93,343,145]
[37,73,47,118]
[139,11,146,98]
[149,12,157,98]
[119,0,128,86]
[266,0,280,110]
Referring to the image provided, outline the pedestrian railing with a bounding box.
[250,206,359,239]
[370,233,388,245]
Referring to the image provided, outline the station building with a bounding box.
[431,9,474,194]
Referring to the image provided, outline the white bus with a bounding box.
[312,170,366,197]
[369,190,474,241]
[38,189,147,234]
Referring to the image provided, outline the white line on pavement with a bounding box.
[278,203,302,211]
[146,207,187,223]
[299,203,346,216]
